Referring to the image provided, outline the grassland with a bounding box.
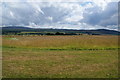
[2,35,119,50]
[2,35,119,78]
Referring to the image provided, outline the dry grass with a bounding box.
[2,35,119,78]
[2,35,119,50]
[3,48,118,78]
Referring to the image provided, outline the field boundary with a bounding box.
[2,46,120,51]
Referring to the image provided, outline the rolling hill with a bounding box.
[1,26,120,35]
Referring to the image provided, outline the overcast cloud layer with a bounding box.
[0,0,118,30]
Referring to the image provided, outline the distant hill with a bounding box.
[2,26,32,30]
[77,29,120,35]
[1,26,120,35]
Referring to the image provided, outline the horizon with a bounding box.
[2,25,119,32]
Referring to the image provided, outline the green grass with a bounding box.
[2,47,118,78]
[2,45,119,51]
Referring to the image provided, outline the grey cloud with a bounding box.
[2,2,70,26]
[2,2,35,25]
[81,2,118,27]
[41,5,70,23]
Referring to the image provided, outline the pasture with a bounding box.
[2,35,119,78]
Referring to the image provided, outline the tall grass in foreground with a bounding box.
[3,48,118,78]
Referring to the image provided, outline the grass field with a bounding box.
[2,35,119,78]
[2,35,119,50]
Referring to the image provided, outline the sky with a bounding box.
[0,0,119,30]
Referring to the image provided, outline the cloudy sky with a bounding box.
[0,0,119,30]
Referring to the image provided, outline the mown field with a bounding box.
[2,35,119,78]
